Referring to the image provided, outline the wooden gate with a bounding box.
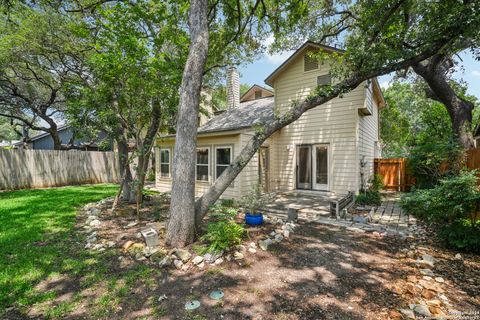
[374,158,413,191]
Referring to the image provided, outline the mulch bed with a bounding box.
[9,195,480,319]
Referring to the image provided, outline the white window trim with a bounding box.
[196,146,211,183]
[214,145,233,181]
[159,147,171,179]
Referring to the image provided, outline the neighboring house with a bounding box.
[13,125,111,151]
[155,41,386,200]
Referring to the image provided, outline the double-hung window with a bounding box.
[159,148,171,178]
[215,146,232,179]
[196,147,210,182]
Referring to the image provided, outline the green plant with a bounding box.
[438,219,480,253]
[401,170,480,252]
[146,169,155,182]
[355,190,381,206]
[208,204,238,221]
[201,220,245,253]
[238,183,265,215]
[370,174,384,192]
[407,139,463,188]
[401,170,480,224]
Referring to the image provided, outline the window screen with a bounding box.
[215,147,232,179]
[317,74,331,86]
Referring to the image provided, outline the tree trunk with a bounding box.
[166,0,209,247]
[412,55,475,149]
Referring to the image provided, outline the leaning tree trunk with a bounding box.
[193,39,456,227]
[413,55,475,149]
[165,0,209,247]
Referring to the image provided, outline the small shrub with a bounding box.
[201,220,245,253]
[219,198,235,207]
[238,183,265,215]
[401,170,480,224]
[401,170,480,252]
[355,190,381,206]
[208,204,238,221]
[438,219,480,253]
[370,174,384,191]
[146,169,155,182]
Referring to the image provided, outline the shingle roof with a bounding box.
[198,96,274,134]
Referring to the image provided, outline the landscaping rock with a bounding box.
[421,289,436,300]
[248,247,257,254]
[412,304,431,317]
[435,277,445,283]
[249,242,257,249]
[274,234,284,242]
[454,253,462,260]
[197,262,205,268]
[270,231,276,237]
[399,309,415,319]
[116,233,128,241]
[259,238,273,251]
[235,245,247,253]
[89,219,101,227]
[159,256,172,267]
[173,259,183,269]
[158,294,167,302]
[123,240,134,251]
[126,221,138,228]
[233,252,244,260]
[204,250,223,263]
[192,256,204,265]
[214,257,224,265]
[175,249,191,262]
[420,269,435,277]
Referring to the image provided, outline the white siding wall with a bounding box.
[155,134,244,200]
[358,83,379,190]
[271,51,367,195]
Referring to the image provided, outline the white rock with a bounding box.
[270,231,276,237]
[175,249,192,262]
[107,241,116,248]
[233,252,244,260]
[435,277,445,283]
[412,304,431,317]
[259,238,273,251]
[399,309,415,319]
[423,276,433,281]
[235,245,247,253]
[249,242,257,248]
[283,230,290,238]
[89,219,101,227]
[420,269,435,277]
[158,294,167,302]
[274,234,284,242]
[126,221,138,228]
[173,259,183,269]
[192,256,204,265]
[454,253,462,260]
[214,258,224,265]
[197,262,205,268]
[159,256,172,267]
[248,248,257,254]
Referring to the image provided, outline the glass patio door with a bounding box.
[296,145,311,189]
[312,144,329,190]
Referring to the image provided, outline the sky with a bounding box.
[238,48,480,100]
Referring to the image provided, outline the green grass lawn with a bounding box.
[0,184,118,314]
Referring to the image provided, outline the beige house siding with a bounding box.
[270,50,368,195]
[358,83,380,189]
[155,134,245,200]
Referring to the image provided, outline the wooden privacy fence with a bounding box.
[374,158,414,191]
[0,149,120,190]
[375,148,480,190]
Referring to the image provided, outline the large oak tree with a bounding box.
[168,0,480,247]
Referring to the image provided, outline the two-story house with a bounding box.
[155,41,386,199]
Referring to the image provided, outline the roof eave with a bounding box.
[264,40,344,87]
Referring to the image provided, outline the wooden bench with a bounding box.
[330,191,355,219]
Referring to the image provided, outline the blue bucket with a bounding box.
[245,213,263,226]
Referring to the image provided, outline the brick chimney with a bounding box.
[226,66,240,110]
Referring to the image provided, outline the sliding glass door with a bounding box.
[296,144,329,191]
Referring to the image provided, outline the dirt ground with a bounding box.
[7,196,480,320]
